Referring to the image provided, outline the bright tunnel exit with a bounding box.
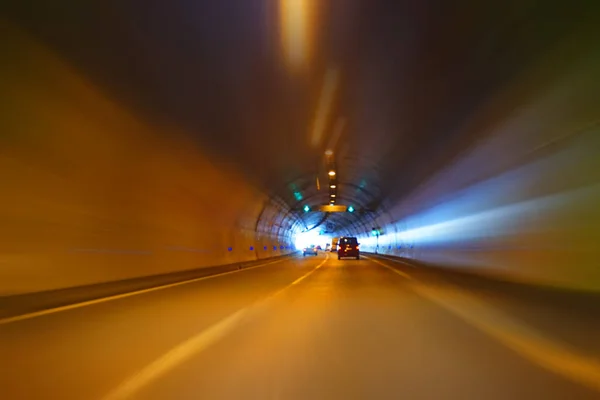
[294,229,331,250]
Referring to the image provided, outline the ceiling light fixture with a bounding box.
[328,170,336,176]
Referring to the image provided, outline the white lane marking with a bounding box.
[291,257,325,285]
[413,286,600,393]
[363,256,412,280]
[372,254,417,267]
[102,308,248,400]
[102,254,329,400]
[0,257,294,325]
[368,255,600,393]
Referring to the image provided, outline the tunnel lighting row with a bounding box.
[329,167,336,204]
[325,149,337,204]
[324,149,356,213]
[323,149,337,205]
[294,149,357,212]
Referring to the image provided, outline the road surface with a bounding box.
[1,252,599,399]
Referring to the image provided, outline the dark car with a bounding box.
[338,237,360,260]
[303,245,318,256]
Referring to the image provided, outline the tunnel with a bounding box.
[2,1,600,399]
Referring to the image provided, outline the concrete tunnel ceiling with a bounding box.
[4,1,598,238]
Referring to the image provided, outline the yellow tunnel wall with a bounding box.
[0,24,295,295]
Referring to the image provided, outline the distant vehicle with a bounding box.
[338,236,360,260]
[303,245,318,256]
[331,237,339,252]
[316,245,322,250]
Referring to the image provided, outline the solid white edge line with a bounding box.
[362,255,412,280]
[102,253,329,400]
[369,253,417,267]
[364,256,600,393]
[0,256,295,325]
[413,286,600,394]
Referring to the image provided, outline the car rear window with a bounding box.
[340,237,358,245]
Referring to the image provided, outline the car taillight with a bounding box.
[356,246,360,250]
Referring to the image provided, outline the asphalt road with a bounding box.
[1,252,599,400]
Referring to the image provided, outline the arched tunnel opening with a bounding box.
[2,1,600,398]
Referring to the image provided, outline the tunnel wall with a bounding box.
[359,31,600,291]
[0,24,295,296]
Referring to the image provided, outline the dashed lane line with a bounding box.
[102,254,329,400]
